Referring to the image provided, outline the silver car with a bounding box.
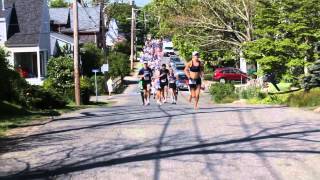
[174,65,186,75]
[177,73,189,90]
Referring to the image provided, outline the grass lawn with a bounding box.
[267,82,292,93]
[0,101,112,137]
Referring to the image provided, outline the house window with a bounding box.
[40,51,44,77]
[14,52,38,78]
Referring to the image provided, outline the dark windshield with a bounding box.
[165,47,173,50]
[178,74,187,79]
[172,58,180,62]
[176,66,185,71]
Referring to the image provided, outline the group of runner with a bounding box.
[138,38,204,110]
[138,62,178,106]
[140,38,163,70]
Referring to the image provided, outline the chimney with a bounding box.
[2,0,4,11]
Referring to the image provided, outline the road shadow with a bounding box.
[2,127,319,179]
[0,104,319,179]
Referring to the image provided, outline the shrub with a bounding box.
[23,86,67,109]
[259,94,288,105]
[209,83,238,103]
[81,43,103,77]
[46,56,74,100]
[108,51,130,79]
[90,75,106,95]
[287,88,320,107]
[0,48,20,101]
[80,77,93,104]
[203,74,212,81]
[238,86,267,100]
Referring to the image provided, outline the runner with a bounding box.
[138,79,145,105]
[184,51,204,110]
[168,69,178,104]
[159,64,169,103]
[138,61,153,106]
[151,77,156,99]
[154,70,163,105]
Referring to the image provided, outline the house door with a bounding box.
[32,53,38,77]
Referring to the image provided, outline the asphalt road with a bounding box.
[0,58,319,180]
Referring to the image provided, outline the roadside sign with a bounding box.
[101,64,109,72]
[92,69,100,73]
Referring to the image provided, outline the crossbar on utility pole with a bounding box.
[130,0,135,70]
[73,0,81,106]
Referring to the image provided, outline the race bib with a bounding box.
[161,79,167,83]
[144,76,150,81]
[189,79,196,85]
[169,80,175,83]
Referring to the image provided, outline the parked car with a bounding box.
[213,67,248,83]
[177,73,189,90]
[173,61,185,67]
[163,41,175,57]
[174,65,185,75]
[169,56,181,67]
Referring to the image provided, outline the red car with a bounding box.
[213,67,248,83]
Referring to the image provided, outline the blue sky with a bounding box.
[135,0,150,6]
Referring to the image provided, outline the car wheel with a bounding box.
[219,78,226,83]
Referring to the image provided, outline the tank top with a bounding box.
[189,61,201,73]
[168,74,176,84]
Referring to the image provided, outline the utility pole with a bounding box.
[130,0,135,70]
[100,0,108,64]
[73,0,81,106]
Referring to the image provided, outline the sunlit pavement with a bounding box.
[0,59,319,179]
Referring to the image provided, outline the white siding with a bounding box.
[0,18,7,45]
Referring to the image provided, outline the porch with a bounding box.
[9,47,48,85]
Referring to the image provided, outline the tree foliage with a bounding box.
[46,56,74,97]
[303,60,320,90]
[105,3,132,39]
[50,0,68,8]
[81,43,103,77]
[244,0,320,81]
[144,0,256,66]
[107,50,130,79]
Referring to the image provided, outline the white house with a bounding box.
[0,0,50,85]
[106,19,119,46]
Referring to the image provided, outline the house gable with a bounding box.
[3,0,46,47]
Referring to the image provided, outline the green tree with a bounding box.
[0,47,27,102]
[146,0,256,65]
[108,51,130,80]
[80,43,103,77]
[105,3,132,39]
[303,60,320,90]
[45,56,74,97]
[50,0,68,8]
[244,0,320,82]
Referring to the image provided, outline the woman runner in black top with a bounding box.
[184,51,204,110]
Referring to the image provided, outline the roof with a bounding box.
[61,4,100,33]
[1,0,44,47]
[50,32,84,45]
[49,8,70,25]
[50,32,74,45]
